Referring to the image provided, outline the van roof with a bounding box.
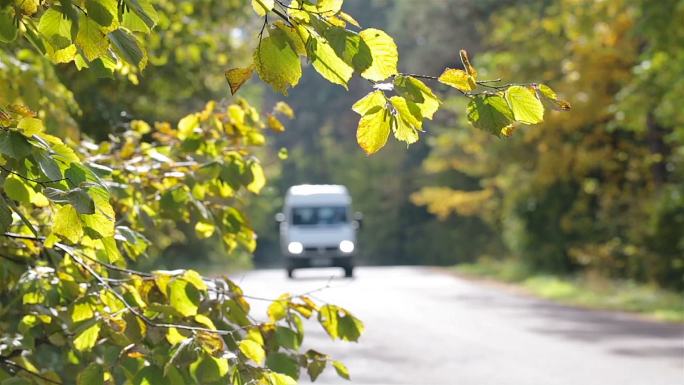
[285,184,351,206]
[288,184,349,196]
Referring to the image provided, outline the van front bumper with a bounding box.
[286,254,353,269]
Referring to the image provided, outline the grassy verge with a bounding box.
[454,258,684,323]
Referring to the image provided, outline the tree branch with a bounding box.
[0,359,62,385]
[0,165,68,186]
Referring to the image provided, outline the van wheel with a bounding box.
[343,266,354,278]
[286,268,294,279]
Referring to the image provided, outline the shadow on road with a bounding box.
[439,277,683,360]
[526,300,684,359]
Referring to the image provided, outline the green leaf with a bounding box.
[76,15,109,61]
[108,28,146,69]
[438,68,476,92]
[168,276,201,317]
[356,106,391,155]
[266,352,299,380]
[4,176,31,204]
[306,351,327,381]
[1,378,33,385]
[85,0,118,30]
[122,0,158,30]
[324,27,372,73]
[332,360,350,380]
[34,151,62,181]
[238,339,265,365]
[225,66,254,95]
[254,27,302,95]
[466,94,514,136]
[45,188,95,214]
[189,355,229,383]
[307,33,353,89]
[133,366,164,385]
[73,321,101,351]
[352,91,386,116]
[251,0,274,16]
[77,363,104,385]
[359,28,398,81]
[504,85,544,124]
[336,310,364,342]
[37,8,72,49]
[0,131,32,159]
[69,189,96,214]
[164,338,192,376]
[275,326,300,350]
[0,8,18,43]
[393,75,440,120]
[274,21,306,56]
[53,204,84,242]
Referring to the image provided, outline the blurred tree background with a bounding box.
[10,0,679,291]
[251,0,683,292]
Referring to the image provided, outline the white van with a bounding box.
[276,184,361,278]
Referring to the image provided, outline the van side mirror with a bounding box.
[353,211,363,229]
[275,212,285,231]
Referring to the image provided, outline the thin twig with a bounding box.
[0,359,63,385]
[0,165,68,186]
[57,242,252,336]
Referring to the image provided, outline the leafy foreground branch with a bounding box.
[227,1,571,154]
[0,100,360,384]
[0,0,569,384]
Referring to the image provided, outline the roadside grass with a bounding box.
[454,258,684,323]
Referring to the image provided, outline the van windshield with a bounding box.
[291,206,348,226]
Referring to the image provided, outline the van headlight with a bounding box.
[339,240,354,253]
[287,242,303,254]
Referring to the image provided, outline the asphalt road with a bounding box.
[235,266,684,385]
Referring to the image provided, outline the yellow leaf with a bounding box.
[359,29,398,81]
[274,101,294,118]
[356,107,391,155]
[225,66,254,95]
[195,221,215,239]
[338,11,360,28]
[17,117,44,135]
[268,114,285,132]
[251,0,274,16]
[53,205,84,243]
[238,339,265,365]
[73,322,100,351]
[166,327,188,345]
[438,68,476,92]
[247,161,266,194]
[352,91,386,116]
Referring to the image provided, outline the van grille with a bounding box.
[303,246,338,252]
